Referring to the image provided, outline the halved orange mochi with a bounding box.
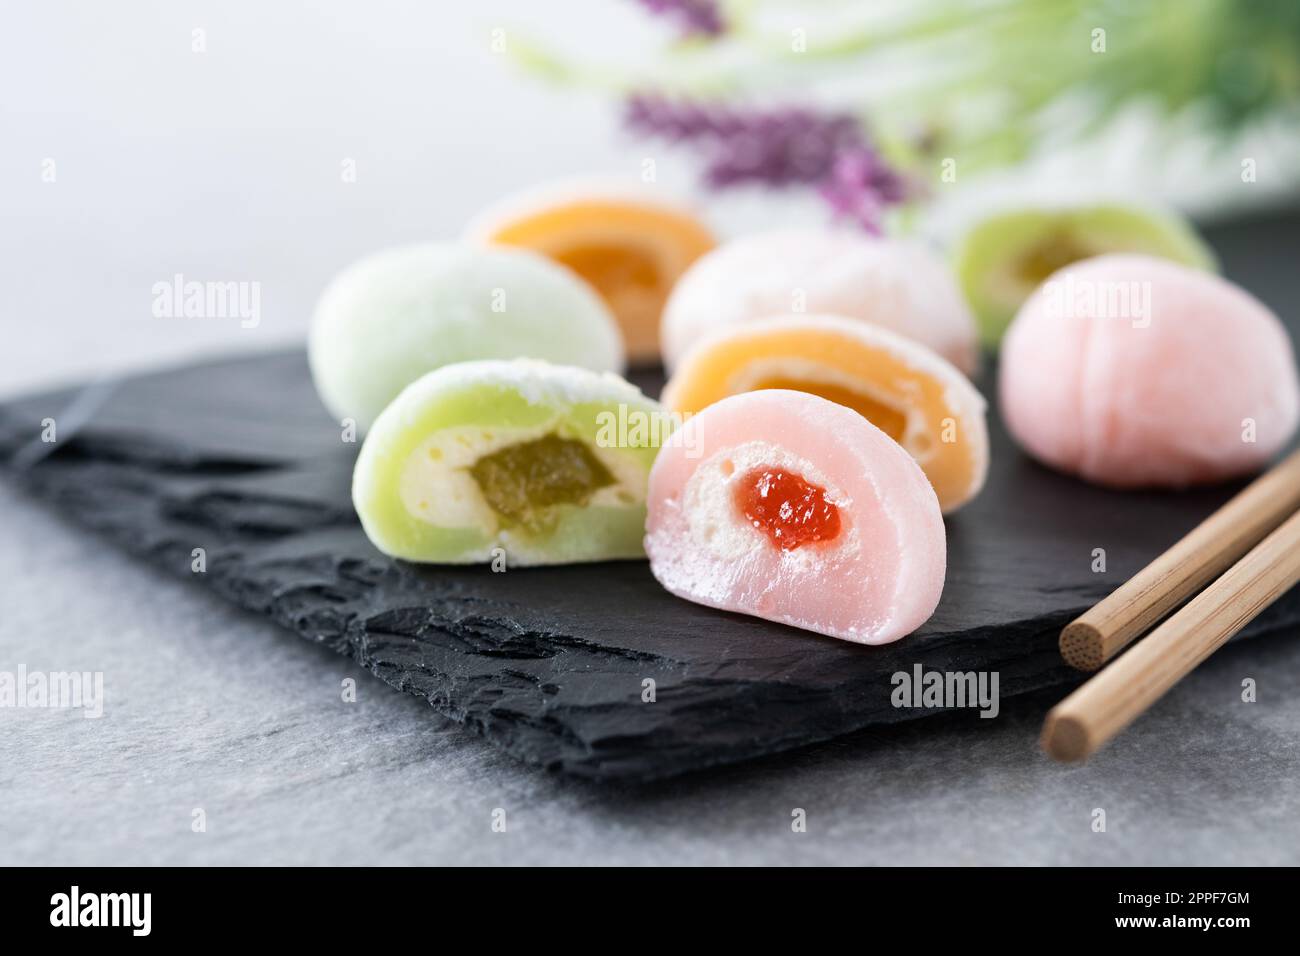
[661,315,989,513]
[467,183,715,362]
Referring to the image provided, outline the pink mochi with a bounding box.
[1000,254,1300,488]
[660,229,979,375]
[644,390,946,645]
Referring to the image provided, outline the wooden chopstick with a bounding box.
[1042,506,1300,762]
[1060,449,1300,671]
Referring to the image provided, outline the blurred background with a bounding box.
[4,0,1299,397]
[0,2,682,394]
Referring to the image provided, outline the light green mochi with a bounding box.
[309,243,624,429]
[352,359,673,566]
[954,203,1217,347]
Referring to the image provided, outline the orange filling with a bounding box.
[480,200,715,359]
[553,243,661,299]
[748,376,907,442]
[734,468,841,552]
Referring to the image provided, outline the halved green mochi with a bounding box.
[309,243,624,429]
[954,203,1217,346]
[352,359,672,565]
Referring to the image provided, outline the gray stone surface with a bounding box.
[4,480,1297,865]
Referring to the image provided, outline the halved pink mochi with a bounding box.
[645,390,946,645]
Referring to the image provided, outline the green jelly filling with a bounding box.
[1013,231,1095,287]
[469,433,615,532]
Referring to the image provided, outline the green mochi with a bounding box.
[352,359,672,566]
[954,203,1217,347]
[309,243,623,430]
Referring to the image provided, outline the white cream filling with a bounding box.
[398,421,645,533]
[682,439,859,573]
[725,357,936,463]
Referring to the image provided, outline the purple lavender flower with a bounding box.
[633,0,725,38]
[624,94,909,231]
[625,95,862,185]
[819,146,914,234]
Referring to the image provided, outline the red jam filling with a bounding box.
[734,467,842,552]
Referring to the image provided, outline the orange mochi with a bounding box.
[661,315,989,513]
[466,182,716,362]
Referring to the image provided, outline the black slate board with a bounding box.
[4,212,1300,780]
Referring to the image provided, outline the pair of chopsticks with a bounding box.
[1042,449,1300,762]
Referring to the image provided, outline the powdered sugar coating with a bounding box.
[385,357,649,422]
[660,229,978,374]
[999,254,1300,487]
[309,243,624,429]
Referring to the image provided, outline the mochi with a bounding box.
[645,390,946,644]
[999,254,1300,487]
[353,359,669,565]
[660,229,979,375]
[466,179,716,362]
[953,201,1216,346]
[309,243,623,429]
[662,314,988,513]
